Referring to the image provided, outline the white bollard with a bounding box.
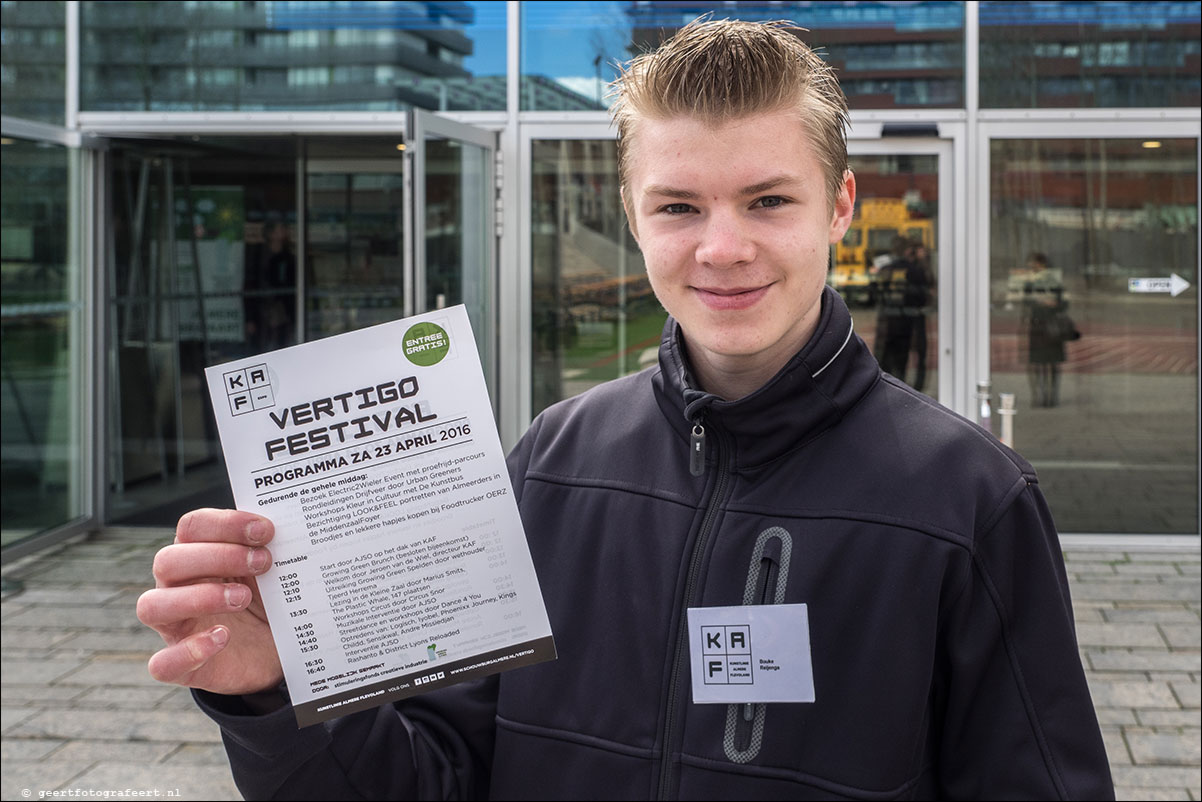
[998,392,1016,449]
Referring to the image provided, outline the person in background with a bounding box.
[1023,251,1069,407]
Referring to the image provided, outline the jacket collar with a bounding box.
[653,286,881,472]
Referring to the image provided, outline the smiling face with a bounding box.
[624,110,855,399]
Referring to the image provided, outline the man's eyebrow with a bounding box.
[739,175,801,195]
[642,185,699,200]
[642,176,802,199]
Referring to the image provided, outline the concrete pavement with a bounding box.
[2,528,1199,801]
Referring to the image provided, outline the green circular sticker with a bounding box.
[403,321,450,366]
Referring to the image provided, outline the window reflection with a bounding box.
[1,139,83,542]
[0,0,67,124]
[80,1,507,112]
[981,1,1201,108]
[530,140,664,416]
[521,1,965,111]
[106,139,298,523]
[989,138,1198,534]
[833,155,940,397]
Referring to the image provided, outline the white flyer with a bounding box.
[205,305,556,727]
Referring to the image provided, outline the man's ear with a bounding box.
[828,169,856,244]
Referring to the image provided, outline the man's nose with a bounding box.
[694,210,755,267]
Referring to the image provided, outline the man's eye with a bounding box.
[662,203,694,215]
[756,196,787,209]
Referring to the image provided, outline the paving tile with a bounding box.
[1,685,86,704]
[2,605,145,631]
[6,708,224,744]
[1101,727,1132,765]
[62,761,240,801]
[7,588,125,606]
[1160,624,1202,648]
[0,738,65,761]
[49,739,176,764]
[1128,553,1199,564]
[1128,731,1202,766]
[1103,608,1200,624]
[0,760,88,800]
[53,629,164,654]
[1076,622,1167,648]
[56,656,163,687]
[1075,583,1200,603]
[0,629,78,649]
[0,658,87,686]
[1113,787,1195,801]
[162,743,234,765]
[1088,650,1202,673]
[1095,708,1139,726]
[1112,766,1202,787]
[71,685,178,707]
[1063,551,1131,563]
[1115,563,1190,576]
[1137,710,1202,727]
[1087,680,1180,709]
[1172,681,1201,709]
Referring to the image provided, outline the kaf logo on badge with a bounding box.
[224,363,275,416]
[700,624,754,685]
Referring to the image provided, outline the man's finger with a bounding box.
[175,508,273,547]
[152,542,272,587]
[146,626,230,684]
[137,583,253,629]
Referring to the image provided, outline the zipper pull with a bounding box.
[690,423,706,477]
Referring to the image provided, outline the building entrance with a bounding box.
[102,121,496,526]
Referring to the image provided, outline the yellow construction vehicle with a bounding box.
[830,198,933,306]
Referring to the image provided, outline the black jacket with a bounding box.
[200,288,1113,800]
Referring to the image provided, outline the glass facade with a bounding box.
[1,137,85,543]
[836,154,940,397]
[980,1,1201,108]
[521,1,965,111]
[530,139,664,417]
[105,138,299,522]
[0,1,1198,546]
[80,1,508,111]
[988,138,1198,533]
[0,0,67,124]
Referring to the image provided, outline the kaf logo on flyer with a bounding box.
[224,363,275,416]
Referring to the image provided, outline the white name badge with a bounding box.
[686,603,815,704]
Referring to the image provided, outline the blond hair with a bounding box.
[609,18,849,207]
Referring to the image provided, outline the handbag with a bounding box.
[1047,311,1081,342]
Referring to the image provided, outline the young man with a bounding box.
[137,19,1114,799]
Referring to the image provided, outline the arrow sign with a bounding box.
[1128,274,1191,298]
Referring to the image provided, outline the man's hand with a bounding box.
[137,508,284,696]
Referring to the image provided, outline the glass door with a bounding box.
[305,152,407,341]
[842,139,954,404]
[985,133,1198,534]
[410,109,498,394]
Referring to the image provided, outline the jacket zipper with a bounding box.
[657,417,731,799]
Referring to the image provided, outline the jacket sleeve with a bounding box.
[196,676,499,800]
[937,472,1114,800]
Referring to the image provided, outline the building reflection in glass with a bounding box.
[980,1,1201,108]
[530,139,664,417]
[989,138,1198,534]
